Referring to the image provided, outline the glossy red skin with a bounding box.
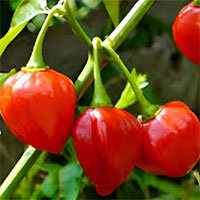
[173,2,200,65]
[73,107,142,196]
[137,101,200,177]
[0,69,76,153]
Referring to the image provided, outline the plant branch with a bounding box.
[0,0,155,198]
[74,54,93,95]
[104,0,155,49]
[77,0,155,98]
[0,147,41,199]
[91,37,112,107]
[102,44,159,119]
[63,0,92,52]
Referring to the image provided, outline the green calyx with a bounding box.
[21,66,49,73]
[91,37,112,108]
[194,0,200,6]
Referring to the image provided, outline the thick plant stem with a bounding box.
[74,54,93,95]
[104,0,155,49]
[102,44,159,119]
[91,37,112,107]
[0,147,41,199]
[26,7,60,69]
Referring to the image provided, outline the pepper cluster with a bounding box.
[0,0,200,197]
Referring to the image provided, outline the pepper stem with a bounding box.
[91,37,112,107]
[102,42,159,119]
[26,7,61,69]
[194,0,200,6]
[63,0,92,52]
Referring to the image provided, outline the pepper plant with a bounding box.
[0,0,200,199]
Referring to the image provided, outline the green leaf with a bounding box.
[0,0,48,57]
[41,162,62,172]
[115,69,149,109]
[193,170,200,185]
[103,0,120,27]
[59,162,83,200]
[0,69,17,88]
[41,163,62,198]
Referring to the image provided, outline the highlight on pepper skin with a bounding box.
[0,69,76,154]
[173,2,200,65]
[73,107,143,196]
[136,101,200,177]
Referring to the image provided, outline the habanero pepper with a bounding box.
[0,69,76,154]
[173,1,200,65]
[73,107,142,196]
[136,101,200,177]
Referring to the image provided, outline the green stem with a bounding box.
[64,1,92,52]
[91,37,112,107]
[74,0,155,100]
[0,0,155,198]
[0,147,41,199]
[26,7,60,69]
[102,44,158,119]
[104,0,155,50]
[74,54,93,95]
[193,0,200,6]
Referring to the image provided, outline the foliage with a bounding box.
[0,0,48,56]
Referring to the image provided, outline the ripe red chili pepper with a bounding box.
[73,107,142,196]
[173,2,200,65]
[0,69,76,154]
[137,101,200,177]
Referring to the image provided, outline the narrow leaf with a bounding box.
[115,69,149,109]
[0,0,48,56]
[0,69,17,88]
[103,0,120,27]
[59,162,83,200]
[194,170,200,185]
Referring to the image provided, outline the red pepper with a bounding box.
[72,107,142,196]
[173,2,200,65]
[137,101,200,177]
[0,69,76,154]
